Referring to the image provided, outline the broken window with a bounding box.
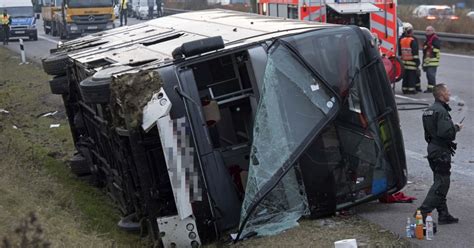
[238,42,339,238]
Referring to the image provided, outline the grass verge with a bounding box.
[0,47,141,247]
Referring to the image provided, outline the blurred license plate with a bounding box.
[87,26,97,30]
[15,31,25,34]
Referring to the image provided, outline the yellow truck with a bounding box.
[41,0,115,39]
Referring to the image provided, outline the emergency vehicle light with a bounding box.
[450,16,459,20]
[426,16,436,20]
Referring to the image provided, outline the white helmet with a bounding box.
[402,22,413,31]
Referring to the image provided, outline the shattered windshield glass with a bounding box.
[238,42,339,238]
[282,27,363,96]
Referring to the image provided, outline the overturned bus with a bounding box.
[41,9,407,247]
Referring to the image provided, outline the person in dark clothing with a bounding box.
[156,0,162,17]
[148,0,155,19]
[417,84,463,225]
[398,27,420,94]
[423,26,441,93]
[1,10,12,45]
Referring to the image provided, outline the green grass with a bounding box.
[0,47,141,247]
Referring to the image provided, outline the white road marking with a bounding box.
[417,51,474,59]
[441,52,474,59]
[395,94,418,101]
[395,94,429,102]
[38,35,59,45]
[405,149,474,178]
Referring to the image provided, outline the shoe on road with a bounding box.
[438,214,459,225]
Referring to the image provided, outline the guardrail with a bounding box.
[162,8,474,45]
[414,30,474,44]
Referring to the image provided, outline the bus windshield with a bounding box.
[67,0,113,8]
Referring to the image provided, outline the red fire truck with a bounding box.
[257,0,403,83]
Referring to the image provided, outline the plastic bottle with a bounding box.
[415,210,424,240]
[406,217,412,238]
[426,213,434,240]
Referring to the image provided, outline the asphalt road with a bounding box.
[3,15,474,248]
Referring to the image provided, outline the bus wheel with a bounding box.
[79,77,111,104]
[42,52,68,76]
[49,75,69,95]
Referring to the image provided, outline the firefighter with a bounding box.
[423,26,441,93]
[398,25,420,94]
[119,0,128,26]
[1,9,12,45]
[400,23,422,92]
[417,84,463,225]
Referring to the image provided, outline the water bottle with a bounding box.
[406,217,412,238]
[426,213,434,240]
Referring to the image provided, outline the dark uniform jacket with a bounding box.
[422,100,459,152]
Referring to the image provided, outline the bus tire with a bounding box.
[79,77,111,104]
[42,52,68,76]
[69,153,91,176]
[49,75,69,95]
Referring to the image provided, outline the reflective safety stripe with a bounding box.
[370,4,397,56]
[423,58,439,67]
[372,11,394,24]
[428,85,435,89]
[379,39,394,53]
[370,20,394,37]
[416,83,421,87]
[423,45,440,67]
[403,60,418,70]
[302,6,326,22]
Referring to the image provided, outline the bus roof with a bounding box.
[64,9,337,66]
